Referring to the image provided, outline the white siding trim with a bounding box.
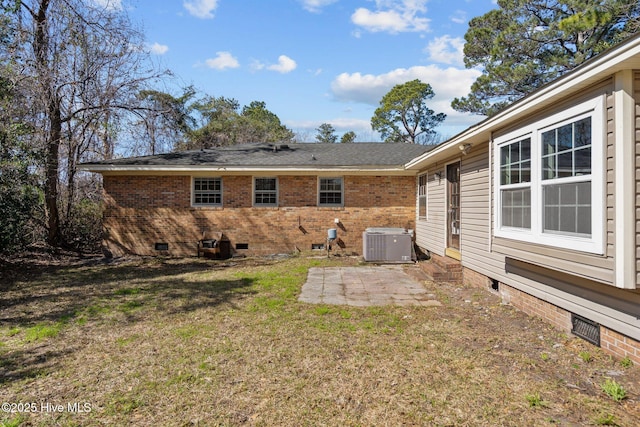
[613,70,637,289]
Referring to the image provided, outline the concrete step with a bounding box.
[417,252,462,283]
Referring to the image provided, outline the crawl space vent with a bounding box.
[154,243,168,251]
[571,314,600,346]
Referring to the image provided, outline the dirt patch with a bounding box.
[0,254,638,426]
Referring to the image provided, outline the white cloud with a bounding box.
[330,65,483,127]
[299,0,338,13]
[267,55,297,73]
[149,42,169,55]
[450,10,466,24]
[351,0,430,34]
[205,51,239,70]
[184,0,219,19]
[425,35,465,66]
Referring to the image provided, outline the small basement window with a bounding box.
[236,243,249,250]
[311,243,325,250]
[155,243,169,251]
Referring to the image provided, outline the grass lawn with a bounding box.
[0,254,638,426]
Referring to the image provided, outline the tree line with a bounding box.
[0,0,638,255]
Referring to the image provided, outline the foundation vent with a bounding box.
[571,314,600,346]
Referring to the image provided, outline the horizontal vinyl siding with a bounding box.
[459,144,505,276]
[416,168,445,256]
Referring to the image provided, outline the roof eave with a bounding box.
[78,164,417,176]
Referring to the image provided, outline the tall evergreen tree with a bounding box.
[453,0,640,116]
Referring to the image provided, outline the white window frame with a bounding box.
[493,97,605,254]
[417,172,428,220]
[253,177,278,207]
[318,177,344,207]
[192,177,223,207]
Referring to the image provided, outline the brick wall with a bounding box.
[102,174,416,257]
[463,267,640,363]
[601,327,640,365]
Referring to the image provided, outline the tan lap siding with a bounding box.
[459,144,504,275]
[416,168,445,256]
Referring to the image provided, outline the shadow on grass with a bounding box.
[0,258,257,386]
[0,258,257,326]
[0,345,77,386]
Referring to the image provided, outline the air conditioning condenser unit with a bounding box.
[362,228,413,263]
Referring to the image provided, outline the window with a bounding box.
[499,137,531,229]
[193,177,222,206]
[418,173,427,219]
[494,98,604,254]
[254,177,278,206]
[319,177,343,206]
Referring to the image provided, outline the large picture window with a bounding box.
[319,177,343,206]
[494,98,604,254]
[193,177,222,206]
[254,177,278,206]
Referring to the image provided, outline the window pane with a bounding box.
[542,155,556,180]
[543,182,591,236]
[510,143,520,163]
[542,130,555,155]
[501,165,510,185]
[557,152,573,178]
[544,206,559,231]
[577,206,591,234]
[520,160,531,183]
[501,188,531,229]
[501,145,510,165]
[574,148,591,175]
[574,118,591,148]
[521,139,531,160]
[557,123,573,151]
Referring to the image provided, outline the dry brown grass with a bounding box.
[0,254,638,426]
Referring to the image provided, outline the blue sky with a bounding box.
[120,0,498,141]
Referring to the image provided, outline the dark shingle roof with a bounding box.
[82,142,434,169]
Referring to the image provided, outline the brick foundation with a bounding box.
[463,267,640,363]
[601,327,640,365]
[102,174,416,257]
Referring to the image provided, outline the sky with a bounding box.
[120,0,499,141]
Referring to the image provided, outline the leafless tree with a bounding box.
[2,0,166,246]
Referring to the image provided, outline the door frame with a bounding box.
[445,159,462,260]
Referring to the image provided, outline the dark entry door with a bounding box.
[447,162,461,252]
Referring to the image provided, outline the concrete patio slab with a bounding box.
[299,266,442,307]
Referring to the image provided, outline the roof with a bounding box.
[80,142,434,174]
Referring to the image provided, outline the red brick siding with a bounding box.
[102,174,416,257]
[601,327,640,365]
[463,267,640,362]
